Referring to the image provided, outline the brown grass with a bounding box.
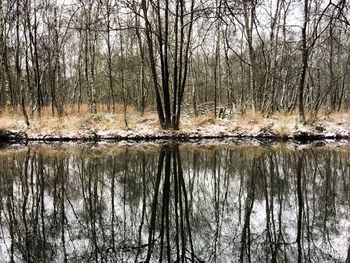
[236,111,265,124]
[0,104,160,132]
[0,105,349,135]
[190,112,217,127]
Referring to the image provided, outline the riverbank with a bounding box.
[0,111,349,142]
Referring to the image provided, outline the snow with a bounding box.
[1,113,349,142]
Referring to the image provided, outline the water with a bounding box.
[0,142,349,262]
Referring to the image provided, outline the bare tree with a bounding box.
[141,0,196,129]
[16,0,29,125]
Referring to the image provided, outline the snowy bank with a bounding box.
[1,118,349,143]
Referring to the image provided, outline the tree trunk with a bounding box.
[0,1,12,109]
[141,0,166,124]
[16,0,29,126]
[243,0,256,113]
[142,0,195,130]
[214,3,222,117]
[298,0,309,124]
[106,0,115,113]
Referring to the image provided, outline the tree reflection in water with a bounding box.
[0,143,349,262]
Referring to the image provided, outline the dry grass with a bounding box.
[0,104,160,133]
[237,111,265,124]
[314,109,349,123]
[189,112,217,127]
[0,105,349,137]
[0,114,23,130]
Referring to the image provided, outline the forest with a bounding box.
[1,1,350,261]
[0,0,349,132]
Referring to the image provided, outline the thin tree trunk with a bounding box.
[141,0,165,126]
[0,1,11,109]
[119,29,128,127]
[16,0,29,126]
[106,0,115,112]
[243,0,256,113]
[298,0,309,124]
[214,3,222,117]
[33,0,42,116]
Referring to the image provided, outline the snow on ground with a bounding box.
[0,112,349,141]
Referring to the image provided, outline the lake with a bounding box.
[0,141,349,262]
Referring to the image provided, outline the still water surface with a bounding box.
[0,142,349,262]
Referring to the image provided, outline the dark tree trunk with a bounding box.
[298,0,309,124]
[141,0,195,130]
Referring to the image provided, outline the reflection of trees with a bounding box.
[0,145,349,262]
[296,153,303,263]
[144,144,195,262]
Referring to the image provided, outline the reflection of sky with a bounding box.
[0,144,349,262]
